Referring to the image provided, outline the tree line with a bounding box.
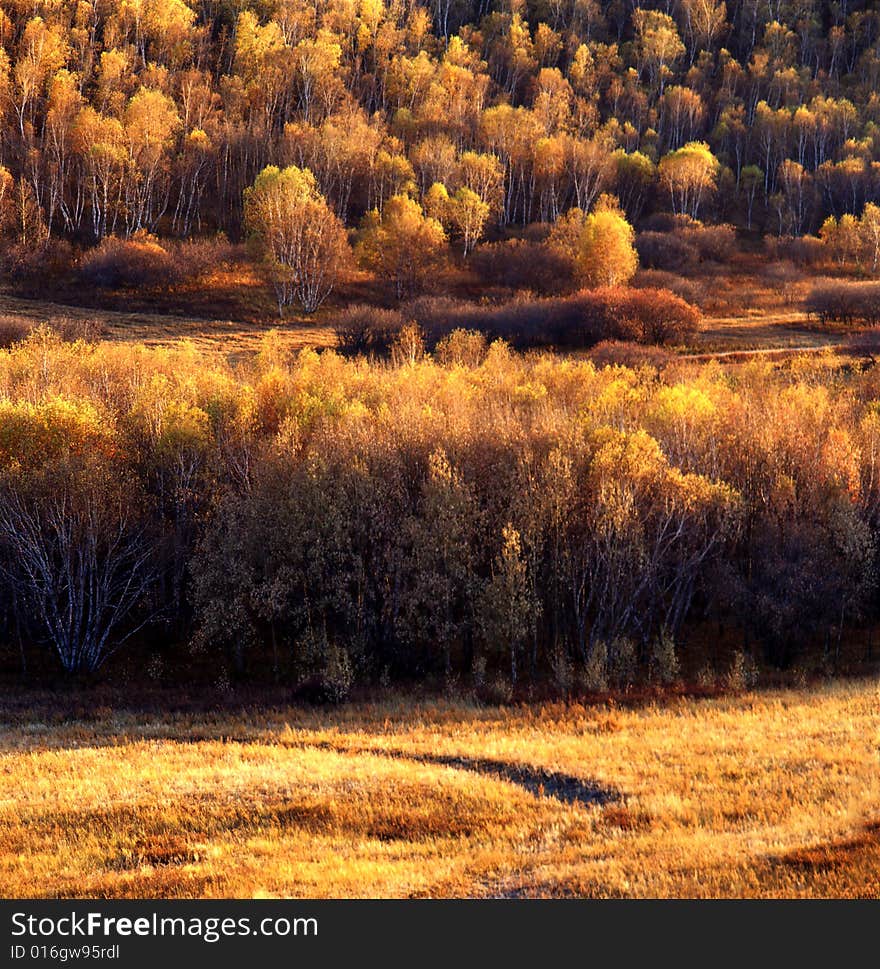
[1,1,880,260]
[0,328,876,695]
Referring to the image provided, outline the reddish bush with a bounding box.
[759,261,805,306]
[617,288,702,344]
[555,288,700,347]
[0,315,105,349]
[636,231,698,271]
[334,303,406,356]
[2,238,74,284]
[165,236,235,279]
[679,223,737,262]
[806,281,880,325]
[471,238,574,294]
[640,213,699,233]
[845,329,880,360]
[52,316,106,343]
[0,318,30,348]
[632,270,707,306]
[589,340,672,369]
[403,288,700,351]
[637,222,736,272]
[404,295,555,348]
[79,233,180,290]
[765,235,825,267]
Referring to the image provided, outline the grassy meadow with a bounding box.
[0,680,877,899]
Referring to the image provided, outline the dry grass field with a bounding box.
[0,292,338,358]
[0,680,877,899]
[1,264,864,364]
[693,310,842,353]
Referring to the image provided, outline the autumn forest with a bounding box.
[2,0,880,904]
[2,0,880,247]
[0,0,878,693]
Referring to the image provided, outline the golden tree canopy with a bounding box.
[244,164,350,314]
[355,193,447,297]
[549,196,638,288]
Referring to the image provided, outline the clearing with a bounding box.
[0,680,877,898]
[0,292,336,359]
[0,272,860,362]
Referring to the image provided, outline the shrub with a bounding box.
[581,642,608,693]
[760,261,804,306]
[636,230,698,271]
[589,340,672,369]
[651,629,680,685]
[640,213,699,233]
[845,329,880,360]
[726,651,759,692]
[543,288,699,347]
[334,303,405,356]
[475,673,515,705]
[471,238,573,294]
[405,294,561,349]
[80,233,179,290]
[404,288,700,351]
[0,318,31,348]
[679,223,737,262]
[2,238,75,285]
[51,316,106,344]
[292,630,354,704]
[165,236,235,279]
[549,290,635,345]
[608,637,638,689]
[582,637,647,693]
[435,328,488,368]
[549,645,574,697]
[403,296,497,344]
[805,281,880,325]
[339,289,697,360]
[618,287,701,344]
[765,235,825,267]
[636,222,736,271]
[0,316,105,349]
[632,269,707,305]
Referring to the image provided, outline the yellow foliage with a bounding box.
[549,200,638,288]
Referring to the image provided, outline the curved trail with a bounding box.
[681,343,846,362]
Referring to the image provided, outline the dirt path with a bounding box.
[682,343,846,362]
